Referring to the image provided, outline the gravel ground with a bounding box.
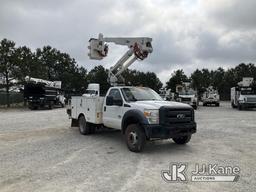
[0,102,255,192]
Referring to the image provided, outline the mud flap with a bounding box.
[71,119,79,127]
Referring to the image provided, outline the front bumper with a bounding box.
[143,122,197,139]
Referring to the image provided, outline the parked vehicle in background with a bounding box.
[159,88,174,101]
[202,86,220,106]
[24,76,65,110]
[82,83,100,97]
[231,77,256,110]
[175,82,198,110]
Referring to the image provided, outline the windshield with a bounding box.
[121,87,163,102]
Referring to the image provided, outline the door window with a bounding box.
[108,89,122,100]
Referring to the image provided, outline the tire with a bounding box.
[125,124,146,152]
[173,135,191,144]
[29,105,37,110]
[231,100,236,108]
[78,115,90,135]
[48,102,53,110]
[238,104,243,111]
[203,103,206,106]
[215,103,220,107]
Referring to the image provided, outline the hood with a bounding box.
[130,100,192,110]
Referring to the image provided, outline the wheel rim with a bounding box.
[129,131,138,146]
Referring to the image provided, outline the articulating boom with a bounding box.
[88,33,153,86]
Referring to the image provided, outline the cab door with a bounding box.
[103,88,124,129]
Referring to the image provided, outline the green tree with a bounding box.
[87,65,110,95]
[122,69,162,92]
[13,46,38,83]
[0,39,17,107]
[166,70,188,92]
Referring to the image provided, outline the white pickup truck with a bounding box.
[67,85,197,152]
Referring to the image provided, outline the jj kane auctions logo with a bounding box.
[162,163,240,182]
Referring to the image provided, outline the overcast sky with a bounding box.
[1,0,256,83]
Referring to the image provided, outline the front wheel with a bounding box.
[238,104,243,111]
[231,100,236,108]
[125,124,146,152]
[173,135,191,144]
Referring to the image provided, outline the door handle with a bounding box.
[104,106,106,111]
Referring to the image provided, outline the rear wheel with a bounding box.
[173,135,191,144]
[125,124,146,152]
[215,103,220,107]
[78,115,90,135]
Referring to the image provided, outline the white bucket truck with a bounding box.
[67,34,197,152]
[202,86,220,106]
[231,77,256,110]
[175,82,198,110]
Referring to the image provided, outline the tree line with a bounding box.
[1,38,255,107]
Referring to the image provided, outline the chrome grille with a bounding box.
[247,97,256,102]
[159,106,194,125]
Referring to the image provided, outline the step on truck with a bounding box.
[67,34,197,152]
[231,77,256,110]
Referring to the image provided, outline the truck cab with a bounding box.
[68,85,197,152]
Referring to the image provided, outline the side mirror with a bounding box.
[106,95,114,106]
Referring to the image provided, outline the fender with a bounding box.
[121,109,148,134]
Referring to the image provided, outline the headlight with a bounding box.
[144,109,159,124]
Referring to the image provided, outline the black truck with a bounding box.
[24,83,65,110]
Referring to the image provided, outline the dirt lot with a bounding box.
[0,102,255,192]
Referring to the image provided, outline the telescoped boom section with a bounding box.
[87,33,153,86]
